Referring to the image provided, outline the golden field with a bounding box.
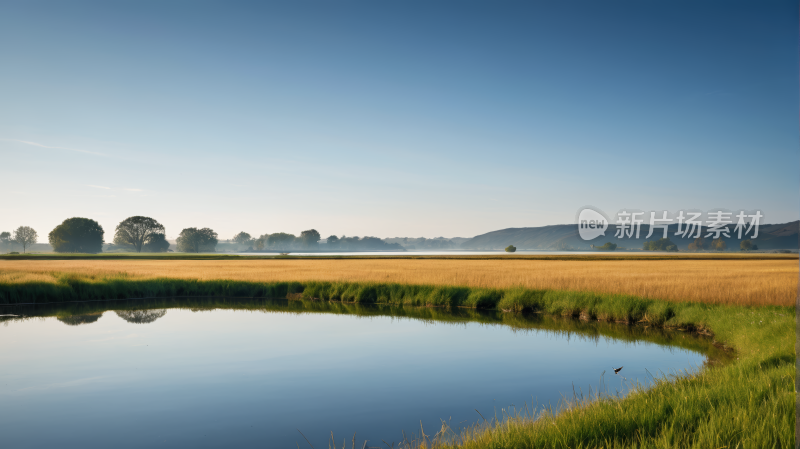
[0,256,796,306]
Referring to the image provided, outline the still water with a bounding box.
[0,299,711,448]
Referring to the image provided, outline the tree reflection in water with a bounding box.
[57,313,103,326]
[115,309,167,324]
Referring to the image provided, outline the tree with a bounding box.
[505,245,517,252]
[687,237,707,252]
[12,226,38,253]
[254,234,269,251]
[233,232,253,247]
[740,239,753,251]
[0,232,10,244]
[326,235,340,248]
[49,218,104,253]
[643,238,678,252]
[711,238,727,251]
[300,229,321,248]
[176,227,218,253]
[554,241,574,251]
[267,232,296,249]
[142,233,170,252]
[595,242,617,251]
[113,216,165,253]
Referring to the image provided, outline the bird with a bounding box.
[613,366,623,375]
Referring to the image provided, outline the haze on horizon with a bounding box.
[1,1,797,241]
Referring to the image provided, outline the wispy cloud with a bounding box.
[124,188,143,192]
[0,138,106,156]
[86,184,111,190]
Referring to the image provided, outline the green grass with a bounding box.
[0,276,794,448]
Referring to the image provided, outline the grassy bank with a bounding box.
[1,257,796,306]
[0,276,794,447]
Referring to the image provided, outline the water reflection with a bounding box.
[0,297,726,449]
[114,309,167,324]
[57,313,103,326]
[1,297,729,365]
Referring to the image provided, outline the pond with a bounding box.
[0,299,718,448]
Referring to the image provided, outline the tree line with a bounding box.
[641,236,757,252]
[2,216,403,253]
[230,231,402,251]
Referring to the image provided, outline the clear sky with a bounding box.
[1,1,797,241]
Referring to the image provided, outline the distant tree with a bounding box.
[553,240,574,251]
[596,242,617,251]
[335,235,403,251]
[113,216,165,253]
[326,235,340,248]
[643,238,678,252]
[254,234,269,251]
[505,245,517,253]
[740,239,753,251]
[711,238,727,251]
[687,237,707,252]
[267,232,296,249]
[142,233,170,252]
[300,229,321,248]
[0,232,10,244]
[49,218,104,253]
[233,232,253,247]
[12,226,38,253]
[176,227,218,253]
[752,244,758,250]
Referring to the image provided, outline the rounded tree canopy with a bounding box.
[49,217,105,253]
[176,227,218,253]
[115,309,167,324]
[233,232,253,245]
[143,233,170,252]
[114,216,165,253]
[505,245,517,252]
[57,313,103,326]
[300,229,321,247]
[266,232,296,249]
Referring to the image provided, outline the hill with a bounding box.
[460,221,799,251]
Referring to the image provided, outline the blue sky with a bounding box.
[1,1,797,240]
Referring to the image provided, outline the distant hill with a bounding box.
[460,221,799,251]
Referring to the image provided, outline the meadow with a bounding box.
[0,255,796,447]
[0,255,796,306]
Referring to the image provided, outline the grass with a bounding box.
[0,261,795,447]
[0,256,796,306]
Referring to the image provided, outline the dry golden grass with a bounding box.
[0,257,796,306]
